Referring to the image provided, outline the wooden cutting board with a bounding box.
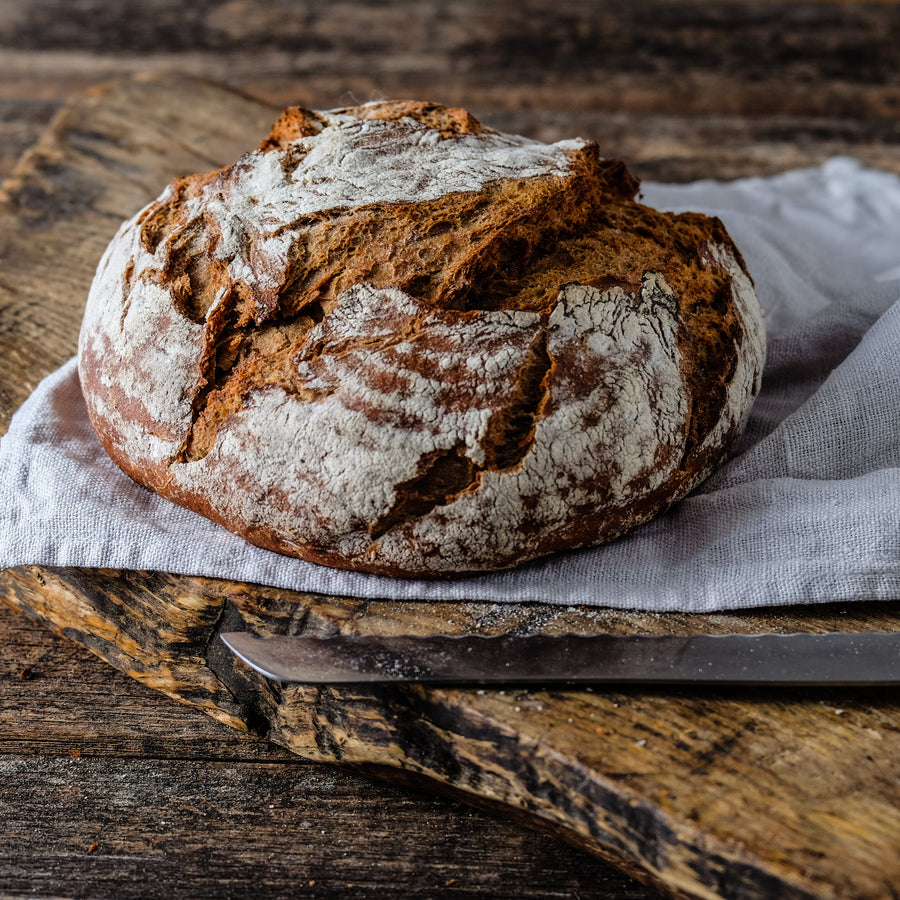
[1,73,898,900]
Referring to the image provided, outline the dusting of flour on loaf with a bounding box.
[78,100,766,577]
[79,214,207,463]
[375,274,689,571]
[186,115,582,304]
[177,285,544,551]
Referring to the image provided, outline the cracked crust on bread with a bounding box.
[78,101,765,577]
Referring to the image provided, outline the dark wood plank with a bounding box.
[5,562,900,900]
[0,755,658,899]
[2,0,898,119]
[0,100,58,182]
[1,0,898,185]
[0,599,292,762]
[0,604,661,899]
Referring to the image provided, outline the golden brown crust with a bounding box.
[78,102,766,577]
[131,139,742,468]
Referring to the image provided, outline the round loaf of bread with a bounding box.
[78,101,765,577]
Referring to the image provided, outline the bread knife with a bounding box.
[220,630,900,685]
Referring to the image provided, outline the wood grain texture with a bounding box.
[3,559,900,899]
[2,611,664,900]
[1,756,670,899]
[3,0,899,118]
[2,2,900,897]
[1,0,899,184]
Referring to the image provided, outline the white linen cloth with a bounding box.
[1,158,899,611]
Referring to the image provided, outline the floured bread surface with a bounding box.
[78,101,765,577]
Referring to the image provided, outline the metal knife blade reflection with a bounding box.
[220,630,900,686]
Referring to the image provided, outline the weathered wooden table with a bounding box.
[2,3,899,898]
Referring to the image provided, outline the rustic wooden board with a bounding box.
[3,606,657,899]
[1,73,899,900]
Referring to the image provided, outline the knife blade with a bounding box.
[220,630,900,685]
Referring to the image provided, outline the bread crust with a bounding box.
[78,102,765,577]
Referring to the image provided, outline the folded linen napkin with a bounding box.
[1,158,899,611]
